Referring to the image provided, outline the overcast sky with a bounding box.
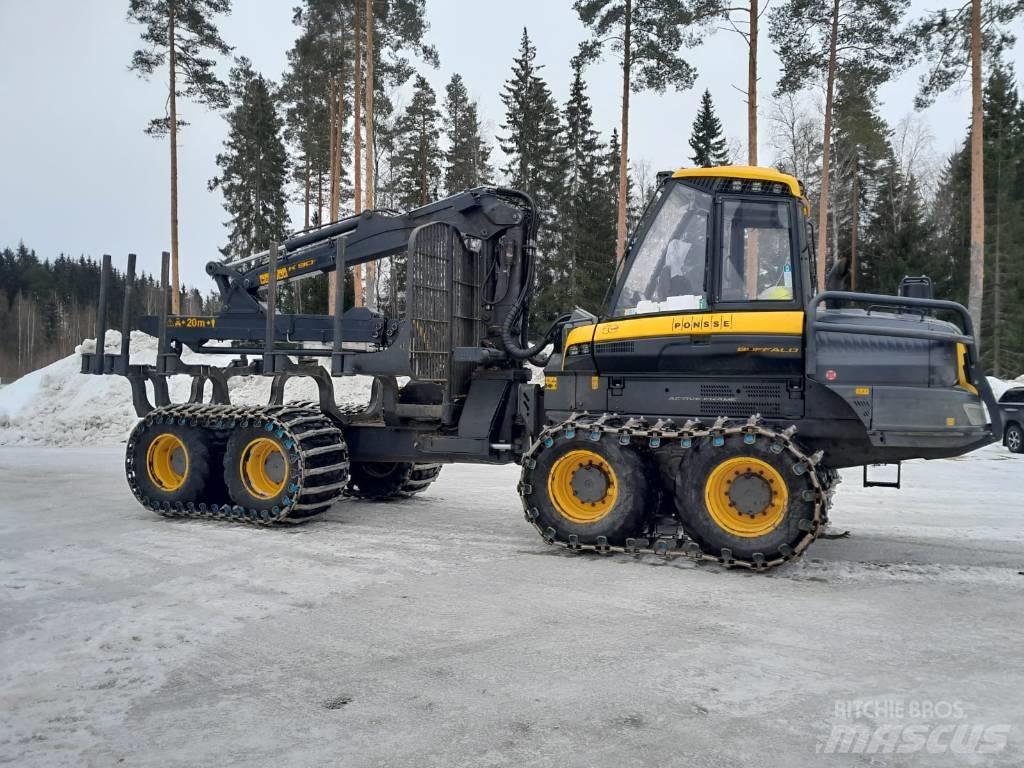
[0,1,1010,287]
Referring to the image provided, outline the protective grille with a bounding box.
[699,382,783,417]
[595,340,635,355]
[406,222,480,399]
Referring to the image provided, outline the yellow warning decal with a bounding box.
[258,258,317,286]
[591,376,600,390]
[167,316,217,329]
[855,387,871,396]
[545,376,558,391]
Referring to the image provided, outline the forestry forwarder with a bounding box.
[82,166,1000,570]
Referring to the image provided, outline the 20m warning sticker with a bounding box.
[167,317,217,329]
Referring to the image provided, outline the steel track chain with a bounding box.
[125,401,349,525]
[517,412,840,571]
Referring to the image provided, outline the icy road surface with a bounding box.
[1,444,1022,767]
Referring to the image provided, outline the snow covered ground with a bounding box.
[1,443,1022,767]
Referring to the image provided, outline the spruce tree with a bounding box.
[928,150,972,304]
[688,90,730,167]
[558,56,618,319]
[831,66,891,290]
[209,58,291,261]
[127,0,233,313]
[394,75,442,210]
[442,74,493,194]
[979,64,1024,376]
[859,158,932,294]
[499,29,563,210]
[499,28,566,327]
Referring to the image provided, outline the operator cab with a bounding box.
[611,166,814,317]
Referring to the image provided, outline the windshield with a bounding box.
[613,183,711,317]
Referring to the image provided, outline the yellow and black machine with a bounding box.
[83,166,999,570]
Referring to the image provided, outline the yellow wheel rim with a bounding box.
[547,449,618,524]
[146,433,189,492]
[704,457,788,538]
[240,437,289,500]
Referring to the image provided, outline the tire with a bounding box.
[1006,424,1024,454]
[676,434,816,561]
[346,461,442,500]
[524,433,652,545]
[223,426,298,512]
[129,423,216,507]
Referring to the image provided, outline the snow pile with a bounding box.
[0,331,372,447]
[988,374,1023,400]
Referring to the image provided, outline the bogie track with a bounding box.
[345,461,443,500]
[518,412,839,571]
[126,403,349,525]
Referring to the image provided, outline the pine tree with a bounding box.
[574,0,725,261]
[209,59,291,261]
[127,0,233,314]
[394,75,442,210]
[912,0,1023,344]
[688,90,730,167]
[442,74,493,194]
[769,0,912,289]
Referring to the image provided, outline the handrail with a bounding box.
[806,291,1001,436]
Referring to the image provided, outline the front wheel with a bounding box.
[522,433,653,545]
[1006,424,1024,454]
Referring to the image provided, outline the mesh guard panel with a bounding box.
[405,222,480,400]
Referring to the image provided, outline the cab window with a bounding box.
[613,184,711,316]
[719,199,795,302]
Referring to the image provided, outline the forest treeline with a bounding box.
[2,0,1023,382]
[0,247,218,382]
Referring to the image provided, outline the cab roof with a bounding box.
[672,165,802,198]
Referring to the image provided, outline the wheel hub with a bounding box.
[146,433,189,492]
[727,472,773,517]
[570,464,611,504]
[547,450,619,524]
[704,456,789,538]
[240,437,288,500]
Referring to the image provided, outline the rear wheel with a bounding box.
[223,427,296,512]
[129,423,216,507]
[346,461,442,499]
[524,434,651,545]
[676,435,816,561]
[1006,424,1023,454]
